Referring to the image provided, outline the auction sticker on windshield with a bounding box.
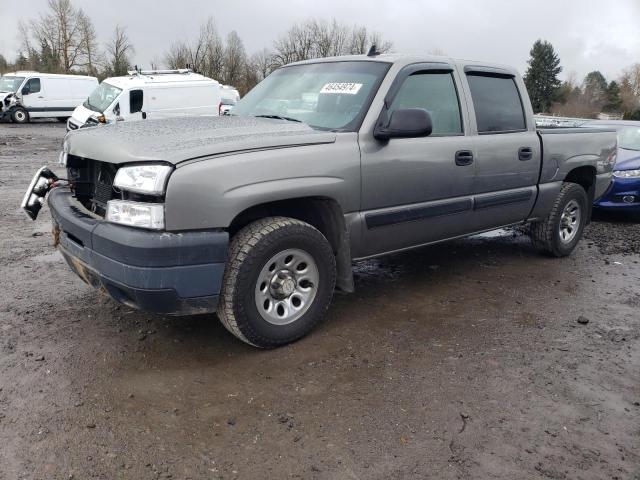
[320,83,363,95]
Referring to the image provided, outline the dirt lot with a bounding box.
[0,121,639,480]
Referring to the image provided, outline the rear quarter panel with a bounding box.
[164,133,361,231]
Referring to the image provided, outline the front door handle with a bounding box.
[455,150,474,166]
[519,147,533,161]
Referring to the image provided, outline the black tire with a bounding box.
[11,107,29,124]
[217,217,336,348]
[529,182,588,257]
[56,117,69,123]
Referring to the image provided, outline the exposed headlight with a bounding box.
[106,200,164,229]
[114,164,172,195]
[613,169,640,178]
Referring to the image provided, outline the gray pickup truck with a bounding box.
[23,53,617,347]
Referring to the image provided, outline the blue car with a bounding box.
[582,121,640,210]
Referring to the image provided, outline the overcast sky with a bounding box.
[1,0,638,81]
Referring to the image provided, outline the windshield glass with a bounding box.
[0,76,25,93]
[618,126,640,151]
[84,82,122,113]
[232,61,390,131]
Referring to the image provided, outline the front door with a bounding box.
[358,65,477,258]
[20,77,45,117]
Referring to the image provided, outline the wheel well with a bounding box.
[564,166,596,220]
[228,197,354,293]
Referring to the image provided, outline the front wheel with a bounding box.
[217,217,336,348]
[529,182,588,257]
[11,107,29,124]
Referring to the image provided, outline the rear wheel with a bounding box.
[217,217,336,348]
[11,107,29,124]
[529,182,588,257]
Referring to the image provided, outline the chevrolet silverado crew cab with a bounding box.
[23,53,617,348]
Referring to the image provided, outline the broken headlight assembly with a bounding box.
[106,164,173,230]
[21,166,61,220]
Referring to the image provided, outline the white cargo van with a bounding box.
[67,69,221,131]
[0,72,97,124]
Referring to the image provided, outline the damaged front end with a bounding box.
[0,92,18,121]
[21,166,63,220]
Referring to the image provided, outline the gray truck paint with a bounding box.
[64,54,616,265]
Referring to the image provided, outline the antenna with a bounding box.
[367,44,380,57]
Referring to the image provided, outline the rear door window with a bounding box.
[466,74,526,133]
[389,72,463,135]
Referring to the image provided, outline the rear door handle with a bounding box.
[455,150,474,166]
[518,147,533,161]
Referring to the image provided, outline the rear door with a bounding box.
[460,67,540,230]
[358,63,477,257]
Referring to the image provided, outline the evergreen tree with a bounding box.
[604,80,622,112]
[523,39,562,113]
[583,71,608,106]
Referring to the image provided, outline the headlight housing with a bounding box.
[114,164,172,195]
[106,200,164,229]
[613,169,640,178]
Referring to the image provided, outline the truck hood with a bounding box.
[66,116,337,165]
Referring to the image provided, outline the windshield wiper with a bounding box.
[254,114,301,123]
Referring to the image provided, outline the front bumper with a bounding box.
[594,175,640,210]
[48,188,228,315]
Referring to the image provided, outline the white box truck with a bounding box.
[0,72,98,124]
[67,69,221,131]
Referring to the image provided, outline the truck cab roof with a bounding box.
[287,53,520,77]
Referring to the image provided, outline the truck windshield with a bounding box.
[0,76,25,93]
[618,126,640,151]
[232,61,390,131]
[84,82,122,113]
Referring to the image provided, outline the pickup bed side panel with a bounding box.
[164,134,361,231]
[528,128,616,220]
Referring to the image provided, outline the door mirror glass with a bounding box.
[113,102,120,116]
[375,108,433,140]
[129,89,143,114]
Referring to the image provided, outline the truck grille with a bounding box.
[67,156,120,217]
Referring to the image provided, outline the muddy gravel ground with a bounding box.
[0,121,639,480]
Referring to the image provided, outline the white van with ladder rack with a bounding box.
[67,68,221,131]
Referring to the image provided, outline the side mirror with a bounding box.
[113,103,120,116]
[21,87,30,95]
[374,108,433,140]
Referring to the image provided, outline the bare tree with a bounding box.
[17,0,101,74]
[250,48,276,81]
[105,25,134,76]
[272,18,393,67]
[77,9,100,75]
[222,31,247,87]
